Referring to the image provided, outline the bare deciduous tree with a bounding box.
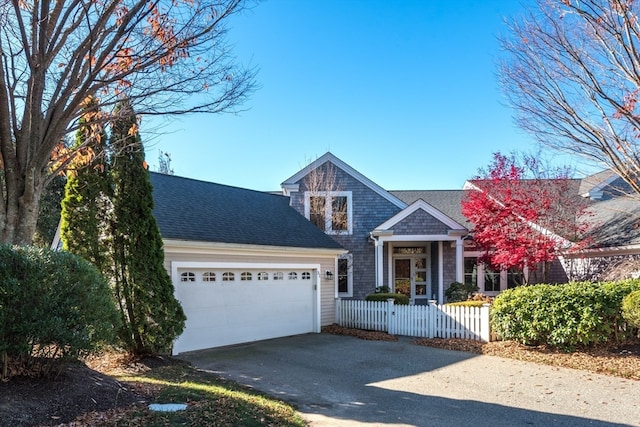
[0,0,256,244]
[500,0,640,196]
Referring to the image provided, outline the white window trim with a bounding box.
[463,252,530,294]
[337,253,353,297]
[304,191,353,235]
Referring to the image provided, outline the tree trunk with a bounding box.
[1,168,45,246]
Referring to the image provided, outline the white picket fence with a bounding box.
[335,299,491,342]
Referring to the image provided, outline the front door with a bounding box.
[393,255,430,302]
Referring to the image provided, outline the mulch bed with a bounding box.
[0,360,143,427]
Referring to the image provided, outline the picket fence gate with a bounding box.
[335,299,491,342]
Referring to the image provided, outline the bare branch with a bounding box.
[501,0,640,195]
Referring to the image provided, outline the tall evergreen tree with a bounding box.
[109,101,185,354]
[60,99,111,270]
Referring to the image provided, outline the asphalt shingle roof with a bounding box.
[150,172,343,250]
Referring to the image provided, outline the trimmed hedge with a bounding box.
[491,280,640,349]
[365,293,410,305]
[0,245,119,378]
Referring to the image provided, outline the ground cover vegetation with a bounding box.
[0,353,306,426]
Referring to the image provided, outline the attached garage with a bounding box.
[149,172,345,355]
[171,263,320,354]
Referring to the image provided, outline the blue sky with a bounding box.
[143,0,586,191]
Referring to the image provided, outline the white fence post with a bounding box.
[428,300,437,338]
[386,298,395,334]
[480,303,490,342]
[335,298,342,325]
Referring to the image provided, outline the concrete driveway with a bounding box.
[180,334,639,427]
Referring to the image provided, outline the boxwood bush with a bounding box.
[0,245,119,378]
[365,293,410,305]
[491,280,640,349]
[622,290,640,331]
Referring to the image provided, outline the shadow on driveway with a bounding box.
[180,334,639,426]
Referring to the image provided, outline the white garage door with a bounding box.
[172,265,318,354]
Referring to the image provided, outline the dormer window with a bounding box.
[304,191,352,235]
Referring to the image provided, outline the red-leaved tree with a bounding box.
[462,152,591,284]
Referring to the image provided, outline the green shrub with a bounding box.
[365,293,410,305]
[622,290,640,330]
[0,245,119,378]
[491,280,640,349]
[445,281,478,303]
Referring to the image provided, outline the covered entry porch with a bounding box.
[369,200,468,304]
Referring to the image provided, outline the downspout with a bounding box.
[369,232,380,289]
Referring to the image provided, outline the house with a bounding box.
[52,152,640,354]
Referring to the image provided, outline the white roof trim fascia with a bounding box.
[374,199,467,231]
[163,238,347,257]
[561,243,640,258]
[281,183,299,196]
[281,152,407,209]
[375,233,461,242]
[580,170,618,199]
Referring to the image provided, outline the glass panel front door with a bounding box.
[393,252,430,301]
[394,259,411,298]
[414,257,428,299]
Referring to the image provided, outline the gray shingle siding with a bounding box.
[289,163,402,299]
[390,210,451,235]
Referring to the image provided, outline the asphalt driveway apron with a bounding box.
[180,334,640,427]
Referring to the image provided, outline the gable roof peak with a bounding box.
[281,152,407,209]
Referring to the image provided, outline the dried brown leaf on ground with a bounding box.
[324,324,640,380]
[321,324,398,341]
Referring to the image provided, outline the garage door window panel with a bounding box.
[202,272,216,282]
[257,272,269,280]
[222,272,235,281]
[241,272,252,281]
[273,272,283,280]
[181,272,196,282]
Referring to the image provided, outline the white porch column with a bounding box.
[438,241,444,304]
[374,237,384,288]
[455,238,464,283]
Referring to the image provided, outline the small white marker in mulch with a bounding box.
[148,403,188,412]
